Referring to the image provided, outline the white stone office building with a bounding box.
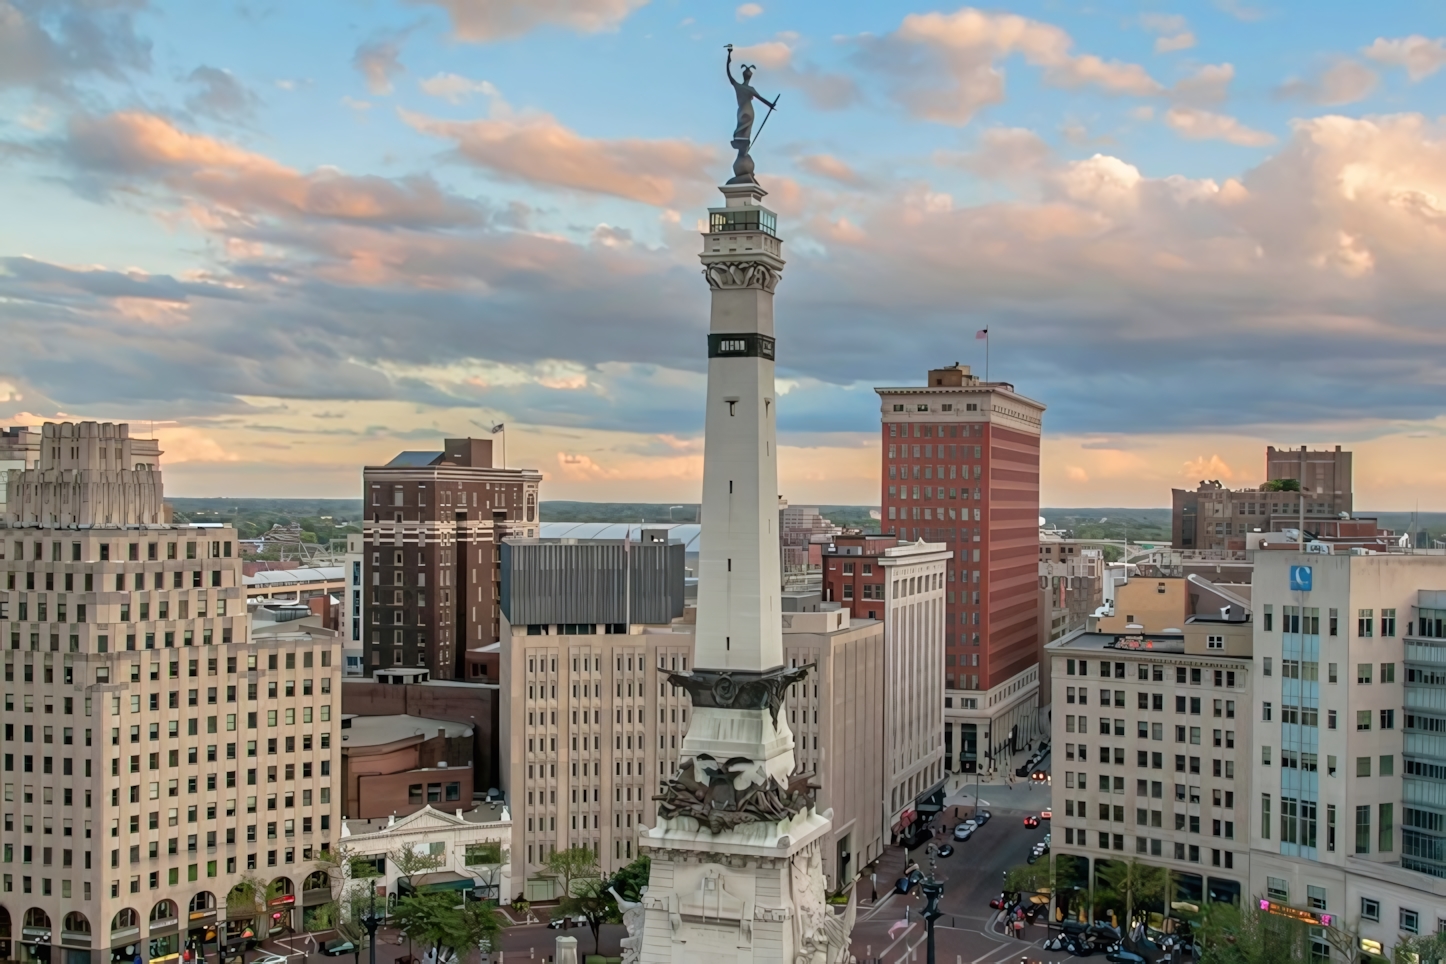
[1247,552,1446,951]
[1047,611,1254,918]
[0,422,342,963]
[880,541,952,845]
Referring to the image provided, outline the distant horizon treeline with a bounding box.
[162,498,1446,543]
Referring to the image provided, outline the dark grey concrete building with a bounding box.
[499,529,686,629]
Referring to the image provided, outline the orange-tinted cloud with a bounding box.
[881,7,1162,125]
[63,112,484,228]
[402,109,718,206]
[409,0,649,42]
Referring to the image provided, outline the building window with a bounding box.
[1266,877,1288,902]
[1400,909,1419,934]
[1356,806,1371,854]
[1360,898,1380,922]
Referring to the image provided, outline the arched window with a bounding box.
[23,909,51,931]
[189,892,216,913]
[269,877,294,897]
[111,909,139,932]
[62,913,91,936]
[303,871,330,891]
[149,900,178,923]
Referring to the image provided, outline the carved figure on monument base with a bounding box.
[609,884,647,964]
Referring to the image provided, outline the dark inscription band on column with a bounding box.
[707,333,776,360]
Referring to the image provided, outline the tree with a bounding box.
[546,846,601,898]
[1193,901,1310,964]
[555,876,620,955]
[226,876,268,932]
[392,844,447,887]
[1393,930,1446,964]
[1003,861,1051,897]
[1094,859,1167,929]
[612,855,651,901]
[391,891,504,964]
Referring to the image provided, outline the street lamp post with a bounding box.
[362,890,382,964]
[921,846,944,964]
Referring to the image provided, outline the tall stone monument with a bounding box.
[632,49,855,964]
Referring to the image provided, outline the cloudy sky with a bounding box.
[4,0,1446,508]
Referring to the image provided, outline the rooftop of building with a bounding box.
[873,364,1045,408]
[341,675,499,690]
[339,714,473,748]
[537,522,701,552]
[243,565,344,588]
[1049,630,1186,654]
[342,803,509,837]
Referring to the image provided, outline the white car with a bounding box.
[953,824,974,841]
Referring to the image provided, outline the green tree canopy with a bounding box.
[556,876,621,955]
[391,892,504,964]
[611,855,651,902]
[1094,859,1167,929]
[546,846,601,897]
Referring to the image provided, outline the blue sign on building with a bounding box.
[1290,565,1313,592]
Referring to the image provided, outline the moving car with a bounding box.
[937,844,954,858]
[548,915,587,929]
[321,940,356,957]
[953,824,974,841]
[1023,815,1040,828]
[989,894,1007,910]
[1041,808,1052,820]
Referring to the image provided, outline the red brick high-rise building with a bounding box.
[362,438,542,679]
[875,363,1046,773]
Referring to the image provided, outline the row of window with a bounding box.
[1063,756,1237,784]
[1064,659,1240,688]
[1064,695,1239,717]
[890,465,983,483]
[2,539,231,563]
[1261,605,1399,638]
[889,485,983,501]
[886,414,983,429]
[1060,828,1236,866]
[887,444,985,459]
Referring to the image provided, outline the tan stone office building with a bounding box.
[1047,612,1254,917]
[0,421,342,963]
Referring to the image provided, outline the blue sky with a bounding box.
[4,0,1446,507]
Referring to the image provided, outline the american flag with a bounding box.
[976,329,988,340]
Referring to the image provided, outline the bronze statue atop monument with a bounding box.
[725,44,779,184]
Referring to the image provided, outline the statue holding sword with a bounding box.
[724,44,779,184]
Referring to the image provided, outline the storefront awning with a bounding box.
[398,871,479,895]
[914,775,949,815]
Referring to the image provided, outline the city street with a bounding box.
[287,771,1062,964]
[849,777,1066,964]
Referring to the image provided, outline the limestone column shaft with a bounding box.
[693,184,786,675]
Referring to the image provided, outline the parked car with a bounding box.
[895,876,912,894]
[989,894,1006,910]
[1106,951,1147,964]
[321,940,356,957]
[937,844,954,858]
[1023,815,1040,828]
[1041,808,1052,820]
[548,915,587,929]
[953,824,974,841]
[253,956,289,964]
[974,810,991,825]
